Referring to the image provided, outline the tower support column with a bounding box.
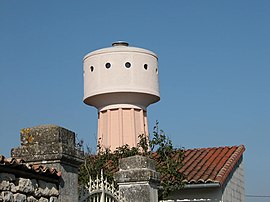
[98,108,148,151]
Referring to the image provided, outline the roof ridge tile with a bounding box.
[215,145,245,185]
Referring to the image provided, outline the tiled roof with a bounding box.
[0,155,61,179]
[81,145,245,188]
[179,145,245,186]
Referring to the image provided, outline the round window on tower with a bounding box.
[90,66,94,72]
[105,63,111,69]
[144,64,148,70]
[125,62,131,68]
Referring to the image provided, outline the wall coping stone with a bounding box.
[11,125,83,167]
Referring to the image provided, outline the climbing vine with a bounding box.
[78,121,185,199]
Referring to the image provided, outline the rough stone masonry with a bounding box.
[10,125,84,202]
[0,172,59,202]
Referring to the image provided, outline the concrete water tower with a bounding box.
[83,41,160,151]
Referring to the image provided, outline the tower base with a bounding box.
[97,108,149,151]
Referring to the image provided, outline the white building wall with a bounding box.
[162,158,245,202]
[221,157,245,202]
[161,187,222,202]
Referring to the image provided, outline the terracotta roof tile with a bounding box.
[181,145,245,186]
[0,155,61,179]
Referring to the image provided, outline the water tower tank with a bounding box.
[83,41,160,151]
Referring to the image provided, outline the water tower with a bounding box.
[83,41,160,151]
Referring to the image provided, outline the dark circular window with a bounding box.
[90,66,94,72]
[105,63,111,69]
[125,62,131,68]
[144,64,148,70]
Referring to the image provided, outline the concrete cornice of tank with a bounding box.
[83,46,158,61]
[83,91,160,108]
[84,89,160,99]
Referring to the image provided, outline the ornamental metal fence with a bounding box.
[79,170,125,202]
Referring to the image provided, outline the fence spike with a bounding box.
[79,169,125,202]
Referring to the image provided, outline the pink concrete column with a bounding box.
[97,108,149,151]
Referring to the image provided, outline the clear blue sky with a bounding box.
[0,1,269,201]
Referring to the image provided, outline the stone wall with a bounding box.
[0,173,59,202]
[0,124,83,202]
[11,125,83,202]
[115,155,160,202]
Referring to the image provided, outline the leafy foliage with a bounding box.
[78,121,185,199]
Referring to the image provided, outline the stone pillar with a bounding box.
[114,155,160,202]
[11,125,84,202]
